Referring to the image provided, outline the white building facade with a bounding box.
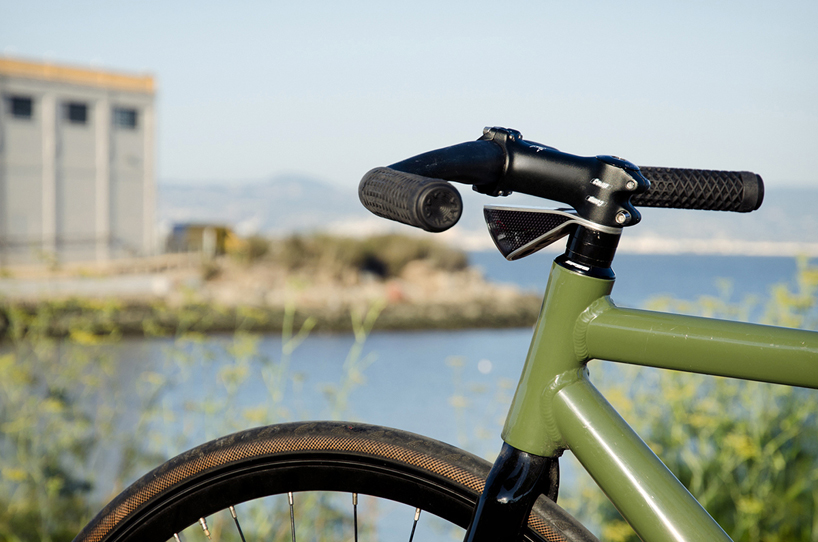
[0,57,155,265]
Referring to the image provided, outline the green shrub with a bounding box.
[226,234,270,264]
[270,233,468,278]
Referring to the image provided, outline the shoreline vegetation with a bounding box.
[0,234,542,339]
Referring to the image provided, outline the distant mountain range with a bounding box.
[158,175,366,235]
[158,175,818,256]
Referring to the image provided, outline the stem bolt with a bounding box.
[626,180,638,190]
[615,211,630,225]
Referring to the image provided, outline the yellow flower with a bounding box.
[723,432,759,461]
[602,520,636,542]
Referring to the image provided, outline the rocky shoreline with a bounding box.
[0,256,542,338]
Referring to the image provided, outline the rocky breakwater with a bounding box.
[0,252,542,338]
[200,258,542,331]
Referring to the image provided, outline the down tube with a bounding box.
[552,377,732,542]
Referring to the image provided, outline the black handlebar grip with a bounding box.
[632,167,764,212]
[359,167,463,232]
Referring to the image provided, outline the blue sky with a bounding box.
[2,1,817,188]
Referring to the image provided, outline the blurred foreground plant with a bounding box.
[570,258,818,542]
[150,302,385,541]
[0,303,130,541]
[0,296,385,542]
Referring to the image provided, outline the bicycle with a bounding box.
[74,127,818,542]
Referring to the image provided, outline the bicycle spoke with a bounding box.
[288,492,296,542]
[352,493,359,542]
[198,517,212,540]
[408,508,421,542]
[229,505,247,542]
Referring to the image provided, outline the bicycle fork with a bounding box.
[464,443,559,542]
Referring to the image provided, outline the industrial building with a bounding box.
[0,57,155,265]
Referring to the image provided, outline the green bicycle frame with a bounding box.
[502,261,818,542]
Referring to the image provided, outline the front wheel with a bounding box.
[75,421,598,542]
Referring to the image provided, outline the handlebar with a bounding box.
[359,127,764,232]
[632,167,763,213]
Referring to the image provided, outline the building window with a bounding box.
[7,96,33,119]
[112,107,138,129]
[64,102,88,124]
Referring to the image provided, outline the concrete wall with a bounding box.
[0,58,155,265]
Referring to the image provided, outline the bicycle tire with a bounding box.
[74,421,599,542]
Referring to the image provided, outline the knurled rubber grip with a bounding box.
[359,167,463,232]
[633,167,764,212]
